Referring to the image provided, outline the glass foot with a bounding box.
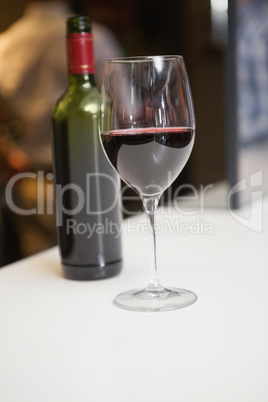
[113,285,197,312]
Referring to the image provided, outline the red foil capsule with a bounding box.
[67,32,94,74]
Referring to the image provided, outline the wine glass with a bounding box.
[100,56,197,312]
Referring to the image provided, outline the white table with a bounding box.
[0,198,267,402]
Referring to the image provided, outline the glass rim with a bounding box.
[107,55,184,63]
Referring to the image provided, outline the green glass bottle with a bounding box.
[52,16,122,280]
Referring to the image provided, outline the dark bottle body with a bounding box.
[51,17,122,280]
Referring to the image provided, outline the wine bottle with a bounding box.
[51,16,122,280]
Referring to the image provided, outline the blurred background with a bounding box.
[0,0,226,185]
[0,0,267,266]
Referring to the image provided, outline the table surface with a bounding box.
[0,198,267,402]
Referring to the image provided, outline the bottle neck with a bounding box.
[68,73,96,88]
[67,32,95,78]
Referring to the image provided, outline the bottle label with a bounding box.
[67,32,94,74]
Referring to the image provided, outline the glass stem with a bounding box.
[142,196,163,291]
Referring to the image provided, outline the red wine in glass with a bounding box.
[101,127,194,196]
